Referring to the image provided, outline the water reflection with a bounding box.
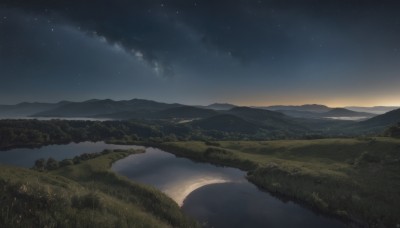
[112,148,346,228]
[0,142,141,168]
[112,148,245,206]
[183,183,344,228]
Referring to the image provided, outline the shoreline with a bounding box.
[3,138,399,227]
[124,141,370,227]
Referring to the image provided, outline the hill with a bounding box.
[319,108,375,118]
[93,106,218,120]
[357,108,400,129]
[226,107,308,131]
[204,103,237,110]
[154,106,217,119]
[226,106,284,120]
[346,106,399,114]
[262,104,331,113]
[191,114,260,134]
[32,99,183,117]
[0,102,68,117]
[332,108,400,135]
[274,109,321,118]
[275,108,376,120]
[0,149,198,228]
[161,138,400,227]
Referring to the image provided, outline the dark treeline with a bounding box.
[2,119,398,150]
[32,149,137,171]
[0,119,316,149]
[0,119,161,149]
[384,123,400,138]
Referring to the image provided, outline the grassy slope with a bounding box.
[159,138,400,227]
[0,150,199,228]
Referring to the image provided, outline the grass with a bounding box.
[3,138,399,227]
[151,137,400,227]
[0,149,199,228]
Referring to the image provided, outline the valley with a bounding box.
[0,100,399,228]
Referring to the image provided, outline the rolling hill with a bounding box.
[358,108,400,128]
[93,105,218,120]
[31,99,183,117]
[154,106,217,119]
[191,114,260,134]
[262,104,332,113]
[346,106,399,114]
[333,108,400,135]
[3,98,398,137]
[0,102,69,117]
[0,149,198,228]
[274,108,375,120]
[225,107,309,131]
[274,109,321,118]
[204,103,237,110]
[319,108,375,118]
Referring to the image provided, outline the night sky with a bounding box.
[1,0,400,106]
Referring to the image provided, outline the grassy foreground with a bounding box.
[0,149,199,228]
[145,137,400,227]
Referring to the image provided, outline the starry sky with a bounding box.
[0,0,400,106]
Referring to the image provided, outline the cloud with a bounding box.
[3,0,400,73]
[1,0,400,105]
[1,1,182,77]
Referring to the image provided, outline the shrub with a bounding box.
[59,159,74,167]
[46,157,59,170]
[384,123,400,138]
[32,158,46,171]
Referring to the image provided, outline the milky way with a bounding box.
[1,0,400,106]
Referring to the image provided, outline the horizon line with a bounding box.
[1,98,400,108]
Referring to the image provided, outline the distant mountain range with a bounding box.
[320,108,376,118]
[356,108,400,129]
[31,99,183,118]
[197,103,237,110]
[191,114,261,134]
[0,99,399,136]
[1,100,393,120]
[261,104,332,113]
[345,106,400,114]
[0,101,68,117]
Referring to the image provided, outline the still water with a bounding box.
[0,141,140,167]
[0,142,346,227]
[112,148,346,228]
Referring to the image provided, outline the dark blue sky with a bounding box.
[1,0,399,106]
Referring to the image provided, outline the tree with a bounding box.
[33,158,46,171]
[59,159,74,167]
[46,157,59,170]
[384,123,400,138]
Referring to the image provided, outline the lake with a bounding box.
[0,141,141,167]
[112,147,346,228]
[0,142,346,227]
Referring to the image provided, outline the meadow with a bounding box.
[0,149,199,228]
[150,138,400,227]
[2,136,400,227]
